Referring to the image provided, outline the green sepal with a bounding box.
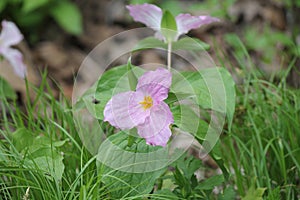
[161,10,177,42]
[127,57,138,91]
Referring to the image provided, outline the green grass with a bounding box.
[218,36,300,199]
[0,73,104,199]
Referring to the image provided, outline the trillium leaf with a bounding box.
[132,37,167,52]
[11,128,35,152]
[132,36,209,52]
[10,128,65,181]
[24,150,64,181]
[171,104,209,140]
[171,67,236,130]
[97,131,167,198]
[173,37,210,51]
[76,65,144,120]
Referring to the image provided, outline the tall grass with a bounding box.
[219,35,300,199]
[0,73,104,199]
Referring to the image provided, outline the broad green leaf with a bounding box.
[97,131,167,198]
[132,36,209,52]
[11,128,35,152]
[81,65,144,119]
[50,1,83,35]
[22,0,49,13]
[0,76,17,100]
[132,37,167,52]
[25,150,64,181]
[11,128,65,181]
[195,175,224,190]
[171,104,209,140]
[161,10,177,42]
[173,37,210,51]
[171,68,236,129]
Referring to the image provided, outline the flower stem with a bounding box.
[167,42,172,71]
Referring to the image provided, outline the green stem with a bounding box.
[167,42,172,71]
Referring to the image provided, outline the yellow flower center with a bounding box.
[140,96,153,110]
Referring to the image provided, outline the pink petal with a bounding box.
[126,4,162,30]
[104,91,150,130]
[175,14,219,39]
[136,68,172,102]
[137,102,173,147]
[0,20,23,47]
[1,47,26,78]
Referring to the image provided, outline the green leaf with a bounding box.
[173,37,210,51]
[80,65,144,119]
[132,36,209,52]
[10,127,65,181]
[25,150,64,181]
[171,104,209,140]
[171,68,236,130]
[195,175,224,190]
[161,10,177,42]
[0,76,17,100]
[132,37,167,52]
[50,1,83,35]
[97,131,167,198]
[22,0,49,13]
[11,128,35,152]
[127,57,138,90]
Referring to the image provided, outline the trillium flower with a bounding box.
[126,3,219,42]
[0,20,26,78]
[104,68,173,147]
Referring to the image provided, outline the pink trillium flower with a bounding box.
[0,20,26,78]
[126,3,219,41]
[104,68,174,147]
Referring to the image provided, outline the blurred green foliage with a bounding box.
[0,0,82,43]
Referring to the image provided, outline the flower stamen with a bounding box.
[140,96,153,110]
